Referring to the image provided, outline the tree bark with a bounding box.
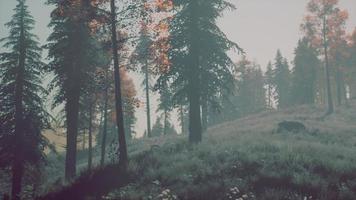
[179,105,185,135]
[336,66,342,106]
[100,70,109,166]
[65,86,80,181]
[188,1,202,143]
[201,99,208,132]
[144,63,152,138]
[88,98,94,170]
[163,110,168,135]
[110,0,128,168]
[323,15,334,115]
[82,130,86,151]
[267,85,272,108]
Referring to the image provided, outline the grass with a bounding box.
[104,103,356,200]
[9,102,356,199]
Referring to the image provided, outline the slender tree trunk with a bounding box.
[144,63,152,137]
[163,110,168,135]
[268,85,272,108]
[11,4,26,199]
[336,67,342,106]
[323,15,334,115]
[110,0,128,168]
[88,98,94,170]
[82,130,86,150]
[100,77,109,166]
[188,1,202,143]
[201,99,208,132]
[180,105,185,135]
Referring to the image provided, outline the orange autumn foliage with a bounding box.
[110,68,140,123]
[302,0,349,51]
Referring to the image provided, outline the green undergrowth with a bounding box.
[105,104,356,200]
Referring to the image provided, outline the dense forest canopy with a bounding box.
[0,0,356,200]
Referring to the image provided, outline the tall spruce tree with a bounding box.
[0,0,50,199]
[157,81,173,136]
[130,0,155,138]
[273,50,291,109]
[158,0,240,143]
[291,39,319,105]
[46,0,103,180]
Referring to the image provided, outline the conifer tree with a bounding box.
[0,1,50,199]
[131,0,155,138]
[157,81,173,136]
[273,50,291,109]
[291,39,319,105]
[46,0,104,180]
[158,0,240,143]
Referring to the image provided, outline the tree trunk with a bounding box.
[163,110,168,135]
[179,105,185,135]
[12,3,26,199]
[65,88,80,181]
[336,67,342,106]
[188,1,202,143]
[11,161,24,200]
[145,63,152,138]
[201,99,208,132]
[100,80,109,166]
[267,85,272,108]
[88,98,94,170]
[323,15,334,115]
[110,0,128,168]
[82,130,86,151]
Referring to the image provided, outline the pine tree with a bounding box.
[158,0,240,143]
[273,50,291,109]
[46,0,104,180]
[131,0,155,138]
[290,39,319,105]
[157,81,173,136]
[0,0,50,199]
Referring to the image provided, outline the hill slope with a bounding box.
[38,103,356,200]
[107,103,356,200]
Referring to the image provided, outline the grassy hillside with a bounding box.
[98,103,356,200]
[25,102,356,200]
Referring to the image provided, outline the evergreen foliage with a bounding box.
[157,0,241,143]
[290,39,319,105]
[0,0,50,198]
[273,50,291,109]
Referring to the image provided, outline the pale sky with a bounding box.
[1,0,356,136]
